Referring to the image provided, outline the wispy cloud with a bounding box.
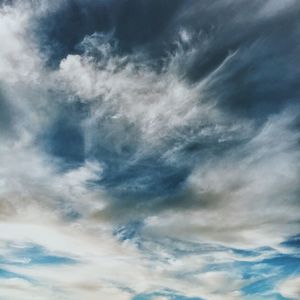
[0,0,299,299]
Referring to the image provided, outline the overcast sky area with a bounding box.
[0,0,300,299]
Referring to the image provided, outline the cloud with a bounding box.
[0,3,40,84]
[142,107,300,248]
[0,0,299,299]
[278,277,300,300]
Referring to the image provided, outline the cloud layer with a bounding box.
[0,0,299,299]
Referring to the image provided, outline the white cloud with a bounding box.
[0,3,42,85]
[57,34,250,153]
[278,277,300,300]
[143,108,300,249]
[0,219,248,300]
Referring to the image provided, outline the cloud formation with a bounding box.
[0,0,299,299]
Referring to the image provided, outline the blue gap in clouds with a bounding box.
[132,290,202,300]
[22,245,77,265]
[261,254,300,276]
[280,234,300,250]
[238,252,300,297]
[0,268,35,285]
[39,100,88,169]
[114,220,143,242]
[33,0,112,68]
[0,268,28,280]
[95,149,190,199]
[34,0,184,68]
[0,244,77,266]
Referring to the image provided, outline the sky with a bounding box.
[0,0,300,299]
